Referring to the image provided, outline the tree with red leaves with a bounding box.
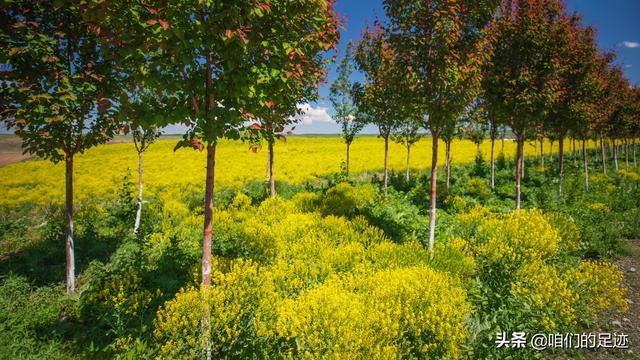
[353,21,411,193]
[483,0,566,210]
[246,0,341,198]
[384,0,498,248]
[1,1,120,293]
[546,12,599,194]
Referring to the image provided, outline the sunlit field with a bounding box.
[0,135,584,207]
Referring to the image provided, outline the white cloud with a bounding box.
[295,103,335,125]
[621,41,640,48]
[624,64,633,68]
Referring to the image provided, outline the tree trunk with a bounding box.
[558,133,565,196]
[383,136,389,192]
[134,150,143,234]
[624,139,628,167]
[613,138,618,172]
[265,157,270,194]
[428,132,439,251]
[445,140,451,191]
[549,140,554,163]
[65,152,75,294]
[405,144,411,182]
[202,143,216,286]
[346,141,351,176]
[521,147,525,181]
[582,139,589,190]
[490,136,495,190]
[600,132,606,174]
[571,139,578,168]
[268,141,276,197]
[540,138,544,171]
[634,138,637,168]
[515,136,523,210]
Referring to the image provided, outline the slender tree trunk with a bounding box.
[405,144,411,182]
[202,143,216,286]
[521,146,525,181]
[515,136,523,210]
[558,133,565,196]
[634,138,637,167]
[428,132,439,251]
[268,141,276,197]
[65,152,75,294]
[346,141,351,176]
[134,150,143,234]
[445,140,451,191]
[582,138,589,190]
[613,138,619,172]
[600,132,606,174]
[383,136,389,192]
[571,139,578,168]
[549,140,554,163]
[490,136,495,190]
[265,157,270,194]
[624,138,628,168]
[540,138,544,171]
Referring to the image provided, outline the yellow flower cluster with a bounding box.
[154,260,274,359]
[511,261,579,331]
[543,212,581,254]
[84,269,155,319]
[274,266,471,359]
[618,169,640,181]
[564,260,629,318]
[586,202,610,213]
[475,209,560,264]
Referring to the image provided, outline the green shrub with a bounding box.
[320,182,376,218]
[364,190,427,244]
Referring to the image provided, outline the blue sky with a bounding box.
[3,1,639,135]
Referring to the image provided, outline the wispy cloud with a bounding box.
[621,41,640,48]
[624,64,633,68]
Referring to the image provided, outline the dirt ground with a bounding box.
[0,135,30,167]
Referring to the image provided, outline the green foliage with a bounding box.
[0,275,72,359]
[1,1,118,161]
[364,189,427,244]
[319,182,376,218]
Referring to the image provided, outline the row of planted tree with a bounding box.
[1,0,640,298]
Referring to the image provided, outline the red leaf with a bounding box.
[278,135,286,143]
[276,125,284,132]
[260,3,271,12]
[264,101,274,108]
[191,138,204,152]
[145,7,160,15]
[158,19,170,30]
[251,123,262,130]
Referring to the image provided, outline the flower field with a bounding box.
[0,136,579,207]
[1,0,639,357]
[0,136,637,358]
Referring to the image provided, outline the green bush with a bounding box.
[319,182,376,218]
[364,190,427,244]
